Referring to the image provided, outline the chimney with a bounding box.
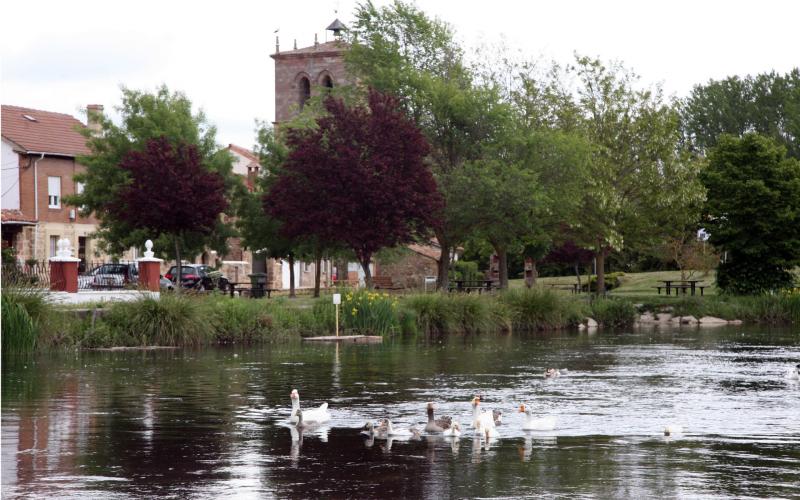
[87,104,104,135]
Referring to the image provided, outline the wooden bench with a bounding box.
[655,285,707,296]
[228,283,278,298]
[372,276,404,290]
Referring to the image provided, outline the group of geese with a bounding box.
[288,388,557,443]
[287,364,800,442]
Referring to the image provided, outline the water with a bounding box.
[2,326,799,498]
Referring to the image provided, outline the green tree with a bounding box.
[347,0,503,290]
[681,69,800,159]
[70,85,238,262]
[568,56,696,293]
[700,133,800,294]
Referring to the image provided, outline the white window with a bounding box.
[50,235,59,257]
[48,177,61,208]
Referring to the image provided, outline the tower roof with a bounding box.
[326,18,346,34]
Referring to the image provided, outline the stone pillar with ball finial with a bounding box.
[137,240,164,292]
[49,238,81,292]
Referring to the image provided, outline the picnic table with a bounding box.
[227,282,278,298]
[449,279,495,293]
[655,280,706,296]
[548,283,580,294]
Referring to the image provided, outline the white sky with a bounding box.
[2,0,797,150]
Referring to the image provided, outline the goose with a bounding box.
[383,419,421,439]
[425,402,452,433]
[471,396,498,439]
[519,404,557,431]
[785,364,800,380]
[361,421,388,440]
[442,421,462,437]
[492,409,503,426]
[544,368,561,378]
[663,424,683,436]
[294,410,321,432]
[289,389,330,424]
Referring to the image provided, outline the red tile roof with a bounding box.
[228,143,259,163]
[1,209,37,224]
[1,105,90,157]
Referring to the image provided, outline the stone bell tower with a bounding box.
[271,19,350,125]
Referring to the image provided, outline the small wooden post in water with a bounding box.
[333,293,341,337]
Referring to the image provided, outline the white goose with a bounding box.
[519,404,557,431]
[471,396,498,439]
[663,424,683,436]
[289,389,330,424]
[785,364,800,381]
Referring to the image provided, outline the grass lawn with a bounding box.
[510,270,718,296]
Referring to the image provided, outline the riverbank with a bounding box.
[2,286,799,351]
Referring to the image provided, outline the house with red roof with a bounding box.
[1,104,116,268]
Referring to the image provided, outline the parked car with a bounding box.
[90,263,138,289]
[164,264,229,291]
[78,265,102,289]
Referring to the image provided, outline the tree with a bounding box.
[71,85,237,263]
[263,90,443,289]
[544,240,595,290]
[681,69,800,159]
[700,133,800,294]
[111,137,228,287]
[568,56,696,293]
[347,1,502,290]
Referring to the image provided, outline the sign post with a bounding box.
[332,293,341,337]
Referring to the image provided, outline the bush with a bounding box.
[333,290,400,335]
[1,293,37,353]
[93,294,212,346]
[590,298,636,327]
[583,272,625,292]
[498,288,587,330]
[450,261,481,282]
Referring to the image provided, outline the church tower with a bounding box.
[271,19,350,124]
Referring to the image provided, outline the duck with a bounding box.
[442,421,462,437]
[383,418,421,439]
[289,389,330,424]
[785,364,800,380]
[424,402,452,433]
[471,396,498,439]
[663,424,683,436]
[544,368,561,378]
[519,404,557,431]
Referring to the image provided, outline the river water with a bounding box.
[2,326,799,498]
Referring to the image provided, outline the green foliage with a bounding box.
[701,133,800,294]
[93,295,212,346]
[71,85,238,260]
[585,272,626,292]
[589,298,636,328]
[2,292,37,353]
[338,290,400,335]
[450,260,480,282]
[681,69,800,159]
[497,288,587,330]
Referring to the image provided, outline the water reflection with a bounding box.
[2,326,799,498]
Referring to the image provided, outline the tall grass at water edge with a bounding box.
[497,288,587,331]
[312,290,400,336]
[2,289,38,353]
[402,293,506,334]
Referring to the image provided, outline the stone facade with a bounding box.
[271,40,351,124]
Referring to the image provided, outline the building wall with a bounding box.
[1,140,20,209]
[18,155,98,226]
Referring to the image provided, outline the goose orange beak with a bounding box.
[519,404,526,412]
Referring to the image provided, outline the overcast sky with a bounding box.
[2,0,797,149]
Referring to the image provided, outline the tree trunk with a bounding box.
[313,251,322,298]
[497,247,508,290]
[530,259,538,286]
[574,263,582,292]
[287,253,296,298]
[174,236,182,294]
[435,230,450,291]
[360,255,373,289]
[335,257,347,287]
[436,247,450,291]
[596,245,608,295]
